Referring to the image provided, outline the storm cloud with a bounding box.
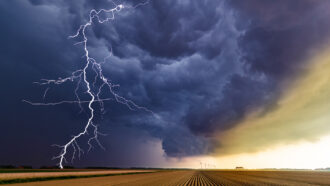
[1,0,330,167]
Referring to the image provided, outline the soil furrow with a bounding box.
[5,170,330,185]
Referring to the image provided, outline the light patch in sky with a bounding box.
[171,134,330,169]
[215,134,330,169]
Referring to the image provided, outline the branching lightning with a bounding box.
[24,1,151,169]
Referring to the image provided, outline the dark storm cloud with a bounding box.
[185,74,275,135]
[1,0,330,167]
[184,0,330,138]
[232,0,330,78]
[185,0,330,138]
[74,0,243,157]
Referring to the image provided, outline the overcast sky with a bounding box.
[1,0,330,168]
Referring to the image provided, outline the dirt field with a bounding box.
[0,169,152,180]
[4,170,330,185]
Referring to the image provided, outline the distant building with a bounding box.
[236,166,244,169]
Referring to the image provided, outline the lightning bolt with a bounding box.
[24,1,152,169]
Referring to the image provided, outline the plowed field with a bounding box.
[4,170,330,185]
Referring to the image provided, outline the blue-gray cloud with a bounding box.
[1,0,330,167]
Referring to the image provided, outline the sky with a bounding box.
[1,0,330,169]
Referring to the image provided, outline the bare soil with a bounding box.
[4,170,330,185]
[0,170,151,180]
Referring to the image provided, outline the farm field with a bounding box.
[3,170,330,185]
[0,169,154,184]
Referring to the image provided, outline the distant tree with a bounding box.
[18,165,33,169]
[63,166,75,169]
[40,166,58,169]
[0,165,16,169]
[86,167,118,169]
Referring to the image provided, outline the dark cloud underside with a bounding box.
[1,0,330,166]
